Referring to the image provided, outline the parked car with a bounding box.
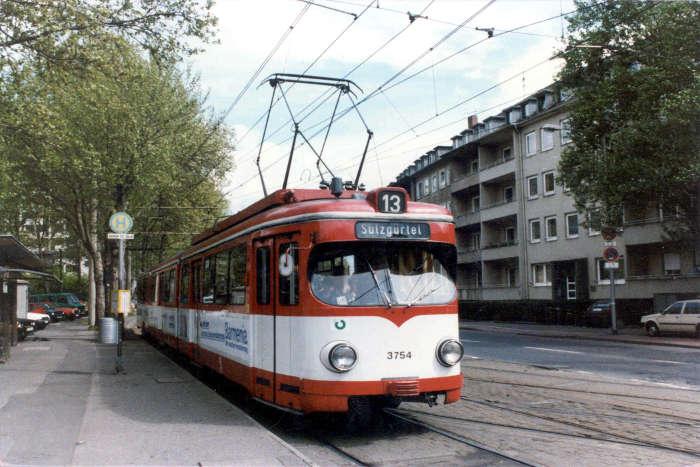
[17,319,34,341]
[26,311,50,330]
[30,293,86,316]
[31,303,64,322]
[584,301,612,327]
[641,300,700,337]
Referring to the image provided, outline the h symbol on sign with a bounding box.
[114,216,127,228]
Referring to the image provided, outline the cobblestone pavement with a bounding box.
[392,360,700,467]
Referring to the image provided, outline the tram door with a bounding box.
[253,234,301,407]
[192,260,203,362]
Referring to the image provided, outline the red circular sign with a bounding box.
[603,246,619,262]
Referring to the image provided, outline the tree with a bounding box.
[0,0,217,67]
[0,38,232,325]
[557,0,700,237]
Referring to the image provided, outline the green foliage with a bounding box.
[0,0,217,67]
[0,36,232,274]
[557,0,700,236]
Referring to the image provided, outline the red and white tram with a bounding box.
[137,183,464,415]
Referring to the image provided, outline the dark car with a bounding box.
[30,303,65,322]
[17,319,35,341]
[584,301,612,327]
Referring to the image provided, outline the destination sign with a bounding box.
[355,221,430,240]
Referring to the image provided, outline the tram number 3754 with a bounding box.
[378,190,406,213]
[387,351,412,360]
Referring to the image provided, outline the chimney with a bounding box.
[467,114,478,129]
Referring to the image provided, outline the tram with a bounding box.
[136,181,464,417]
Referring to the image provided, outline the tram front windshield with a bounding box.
[309,242,456,307]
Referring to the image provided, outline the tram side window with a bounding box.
[202,256,214,304]
[229,245,247,305]
[215,251,229,304]
[193,262,202,303]
[180,264,190,304]
[167,269,176,303]
[256,247,270,305]
[159,269,176,303]
[279,242,299,305]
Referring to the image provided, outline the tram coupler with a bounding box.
[426,393,438,407]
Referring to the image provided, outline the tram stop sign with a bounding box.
[109,212,133,234]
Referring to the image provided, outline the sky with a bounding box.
[186,0,576,213]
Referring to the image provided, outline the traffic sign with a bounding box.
[602,241,617,247]
[604,261,619,269]
[109,212,133,234]
[107,233,134,240]
[601,227,617,241]
[602,246,619,262]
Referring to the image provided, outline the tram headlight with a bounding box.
[436,339,464,367]
[325,342,357,372]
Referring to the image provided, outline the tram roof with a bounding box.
[146,187,451,274]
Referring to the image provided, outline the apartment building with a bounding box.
[394,84,700,321]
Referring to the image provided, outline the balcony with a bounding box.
[450,172,479,194]
[480,241,519,261]
[458,288,481,301]
[479,157,515,183]
[454,210,481,228]
[481,285,522,301]
[480,199,517,222]
[622,221,665,245]
[619,273,700,299]
[457,249,481,264]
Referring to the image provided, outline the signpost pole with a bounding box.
[117,238,125,372]
[610,266,617,335]
[108,212,133,375]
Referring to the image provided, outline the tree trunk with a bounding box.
[88,254,96,327]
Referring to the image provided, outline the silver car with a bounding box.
[641,300,700,337]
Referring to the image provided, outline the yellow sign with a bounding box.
[117,290,131,315]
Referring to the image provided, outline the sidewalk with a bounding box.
[0,320,309,466]
[460,320,700,349]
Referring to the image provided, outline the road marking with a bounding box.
[463,355,481,360]
[650,359,685,365]
[524,346,583,355]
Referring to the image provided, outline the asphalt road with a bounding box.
[459,329,700,388]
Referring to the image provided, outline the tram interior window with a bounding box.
[180,264,190,304]
[193,262,202,303]
[203,257,214,304]
[229,245,247,305]
[256,247,271,305]
[215,252,229,304]
[279,242,299,305]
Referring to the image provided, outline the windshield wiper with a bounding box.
[366,262,392,309]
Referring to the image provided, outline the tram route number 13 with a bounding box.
[378,190,406,213]
[387,351,412,360]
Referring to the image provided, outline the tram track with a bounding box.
[459,397,700,458]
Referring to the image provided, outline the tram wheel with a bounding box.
[346,396,373,432]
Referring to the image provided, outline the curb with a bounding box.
[459,325,700,350]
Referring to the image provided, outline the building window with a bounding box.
[560,118,572,144]
[663,253,681,275]
[416,182,423,199]
[545,216,557,241]
[597,258,625,284]
[431,175,438,192]
[529,219,541,243]
[504,185,514,203]
[506,267,517,287]
[526,132,537,156]
[424,178,431,195]
[439,170,446,188]
[532,263,551,286]
[527,175,539,199]
[470,159,479,174]
[541,128,554,151]
[566,213,579,238]
[543,170,555,196]
[502,147,512,160]
[505,226,516,244]
[472,196,480,213]
[588,209,601,236]
[471,233,481,250]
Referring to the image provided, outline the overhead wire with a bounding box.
[225,4,310,115]
[235,0,375,148]
[236,0,435,164]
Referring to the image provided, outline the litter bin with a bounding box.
[100,317,119,344]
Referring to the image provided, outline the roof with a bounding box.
[0,235,45,270]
